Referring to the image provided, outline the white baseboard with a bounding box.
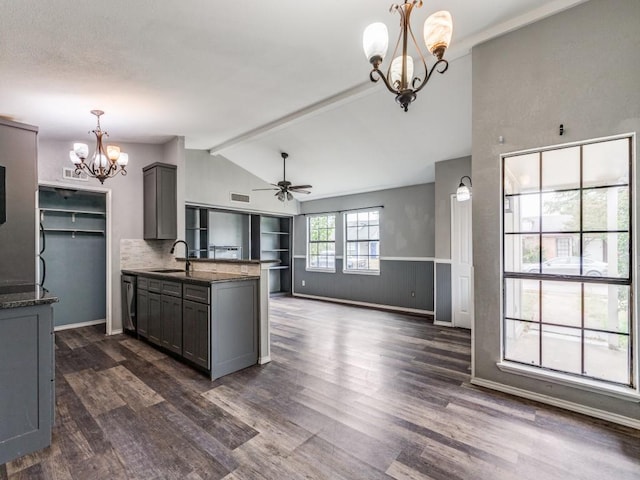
[470,377,640,430]
[258,356,272,365]
[110,328,123,335]
[434,320,454,327]
[292,293,433,316]
[54,319,106,332]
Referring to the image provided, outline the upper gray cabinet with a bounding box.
[143,163,177,240]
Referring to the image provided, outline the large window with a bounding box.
[344,209,380,273]
[502,136,635,390]
[307,214,336,271]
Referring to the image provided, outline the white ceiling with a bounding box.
[0,0,586,200]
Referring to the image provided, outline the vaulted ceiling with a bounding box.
[0,0,586,199]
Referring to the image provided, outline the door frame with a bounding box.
[37,181,113,334]
[450,194,474,330]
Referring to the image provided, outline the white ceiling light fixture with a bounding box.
[456,175,472,201]
[363,1,453,112]
[68,110,129,184]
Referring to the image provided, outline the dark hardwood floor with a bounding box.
[2,296,638,479]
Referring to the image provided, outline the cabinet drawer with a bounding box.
[161,280,182,297]
[148,278,162,293]
[138,277,149,290]
[183,284,210,304]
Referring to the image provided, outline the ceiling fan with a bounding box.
[253,152,312,201]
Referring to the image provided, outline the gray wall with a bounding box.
[293,183,435,311]
[472,0,640,419]
[435,156,471,259]
[185,150,299,216]
[0,120,37,286]
[38,138,173,332]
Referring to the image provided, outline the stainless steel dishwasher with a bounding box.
[121,274,137,335]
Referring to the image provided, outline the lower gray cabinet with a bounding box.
[183,299,210,369]
[0,304,54,465]
[147,292,162,346]
[161,294,182,354]
[137,288,149,338]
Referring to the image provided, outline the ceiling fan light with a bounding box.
[286,191,293,201]
[424,11,453,59]
[390,55,414,90]
[363,22,389,65]
[456,184,471,202]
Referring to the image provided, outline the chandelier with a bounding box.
[69,110,129,184]
[363,1,453,112]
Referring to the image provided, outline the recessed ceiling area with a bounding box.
[0,0,587,199]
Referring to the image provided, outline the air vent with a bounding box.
[62,167,88,181]
[230,192,250,203]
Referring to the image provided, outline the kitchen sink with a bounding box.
[148,268,186,273]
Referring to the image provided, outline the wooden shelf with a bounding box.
[262,249,289,252]
[262,231,289,235]
[269,265,289,270]
[43,228,105,235]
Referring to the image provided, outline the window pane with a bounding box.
[541,191,579,232]
[504,153,540,194]
[347,226,358,240]
[504,194,540,233]
[309,243,318,255]
[583,232,628,278]
[358,211,369,223]
[542,147,580,191]
[505,234,540,274]
[584,331,629,384]
[584,284,629,333]
[369,257,380,270]
[370,241,379,256]
[370,211,379,224]
[369,225,380,240]
[583,138,630,188]
[505,319,539,366]
[582,187,629,231]
[328,228,335,241]
[541,325,581,374]
[505,278,539,322]
[357,225,369,240]
[327,215,336,228]
[309,256,318,268]
[541,281,581,327]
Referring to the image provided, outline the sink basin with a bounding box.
[148,268,186,273]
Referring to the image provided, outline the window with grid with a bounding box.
[344,210,380,273]
[502,136,634,389]
[307,214,336,271]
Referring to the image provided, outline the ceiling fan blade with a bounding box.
[292,189,311,194]
[289,185,312,190]
[252,187,280,191]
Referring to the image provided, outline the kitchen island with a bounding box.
[121,269,260,380]
[0,284,57,465]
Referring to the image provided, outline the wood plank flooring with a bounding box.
[1,296,638,479]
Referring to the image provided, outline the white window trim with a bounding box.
[499,132,638,395]
[306,213,336,273]
[343,208,381,275]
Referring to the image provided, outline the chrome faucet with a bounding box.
[170,240,191,272]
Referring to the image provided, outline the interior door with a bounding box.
[451,195,473,329]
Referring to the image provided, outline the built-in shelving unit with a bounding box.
[253,215,292,295]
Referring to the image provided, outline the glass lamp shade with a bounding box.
[390,55,414,89]
[424,11,453,57]
[106,145,120,161]
[94,153,108,169]
[117,152,129,167]
[363,22,389,64]
[456,184,471,202]
[73,142,89,160]
[69,150,82,165]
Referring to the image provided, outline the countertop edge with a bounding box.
[121,269,260,285]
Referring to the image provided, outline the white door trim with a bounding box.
[450,194,474,330]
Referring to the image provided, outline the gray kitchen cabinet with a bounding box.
[147,292,162,346]
[143,163,177,240]
[161,293,182,354]
[136,287,149,338]
[183,299,210,369]
[0,304,54,465]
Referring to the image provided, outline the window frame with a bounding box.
[343,208,381,275]
[500,133,638,399]
[306,213,336,273]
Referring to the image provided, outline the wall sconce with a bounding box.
[456,175,472,202]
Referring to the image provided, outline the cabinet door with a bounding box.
[143,168,157,240]
[183,300,210,369]
[137,288,149,338]
[161,294,182,354]
[147,292,162,346]
[156,166,177,239]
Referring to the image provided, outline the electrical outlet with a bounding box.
[302,280,306,287]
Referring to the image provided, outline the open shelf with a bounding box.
[262,231,289,235]
[40,208,105,216]
[43,228,105,235]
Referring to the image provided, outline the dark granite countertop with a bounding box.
[121,269,260,286]
[175,257,280,265]
[0,284,59,309]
